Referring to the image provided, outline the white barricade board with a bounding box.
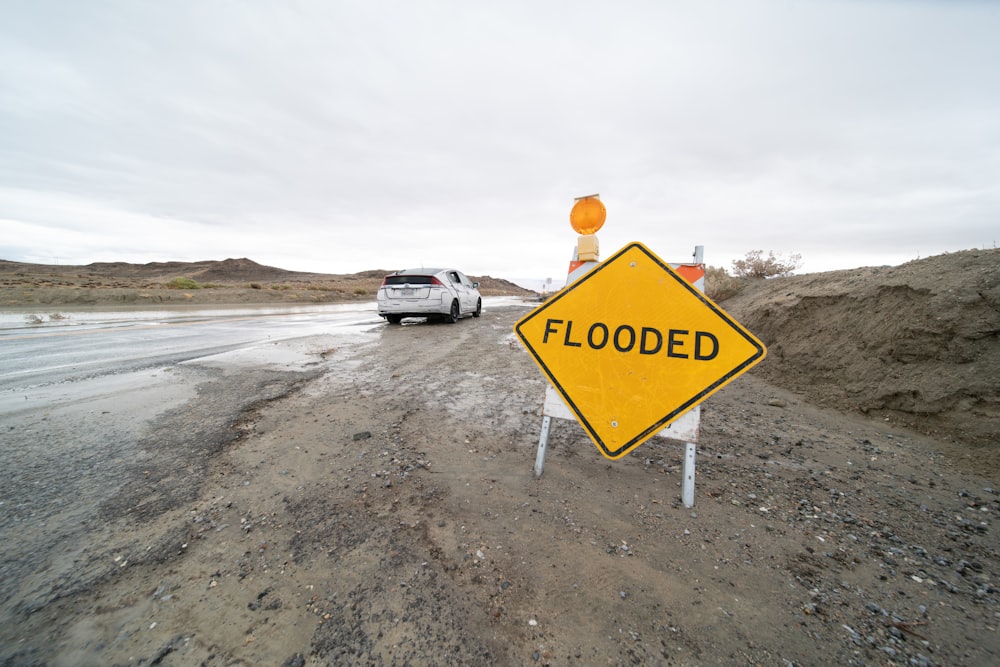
[541,385,700,444]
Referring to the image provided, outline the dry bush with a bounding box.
[165,277,202,289]
[731,250,802,279]
[703,266,743,302]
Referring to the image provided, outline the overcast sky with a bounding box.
[2,0,998,287]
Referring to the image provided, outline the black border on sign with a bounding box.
[514,242,767,459]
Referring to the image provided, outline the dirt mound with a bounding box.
[723,248,1000,450]
[468,274,535,296]
[185,258,306,282]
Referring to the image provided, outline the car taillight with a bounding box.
[430,276,445,286]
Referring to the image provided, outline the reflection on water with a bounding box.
[0,297,533,335]
[0,302,378,333]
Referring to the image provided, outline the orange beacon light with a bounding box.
[569,195,606,235]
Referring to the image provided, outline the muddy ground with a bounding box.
[0,251,998,666]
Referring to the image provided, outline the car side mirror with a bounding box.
[472,282,479,289]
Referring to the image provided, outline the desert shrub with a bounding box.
[703,266,742,302]
[731,250,802,279]
[165,277,202,290]
[353,287,368,295]
[249,283,262,289]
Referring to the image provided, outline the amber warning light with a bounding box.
[569,195,606,235]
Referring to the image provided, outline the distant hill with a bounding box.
[2,257,338,282]
[0,258,536,299]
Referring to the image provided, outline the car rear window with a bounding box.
[385,275,434,285]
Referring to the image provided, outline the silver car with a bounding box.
[377,268,482,324]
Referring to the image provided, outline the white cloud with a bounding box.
[1,0,998,281]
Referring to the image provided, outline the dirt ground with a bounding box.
[1,251,998,666]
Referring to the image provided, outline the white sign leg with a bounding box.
[534,416,552,478]
[682,442,696,508]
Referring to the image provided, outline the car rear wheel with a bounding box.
[473,298,481,317]
[445,299,460,323]
[386,314,402,325]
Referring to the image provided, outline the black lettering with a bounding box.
[694,331,719,360]
[588,322,609,349]
[542,319,563,344]
[639,327,662,355]
[544,321,718,360]
[667,329,689,358]
[613,325,636,352]
[564,320,582,347]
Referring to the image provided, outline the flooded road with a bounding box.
[0,298,529,394]
[0,302,385,395]
[0,298,526,641]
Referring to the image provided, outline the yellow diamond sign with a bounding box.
[515,242,766,460]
